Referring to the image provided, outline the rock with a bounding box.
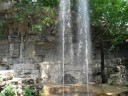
[46,36,56,42]
[2,76,13,81]
[22,78,34,85]
[30,85,43,96]
[39,62,51,83]
[0,81,6,87]
[117,91,128,96]
[0,70,14,80]
[9,78,22,85]
[27,79,34,85]
[41,84,112,96]
[61,74,77,84]
[1,57,7,64]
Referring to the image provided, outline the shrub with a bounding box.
[0,84,15,96]
[23,88,33,96]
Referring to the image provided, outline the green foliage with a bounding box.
[0,0,58,37]
[90,0,128,46]
[0,84,15,96]
[23,88,33,96]
[13,0,58,7]
[13,0,57,33]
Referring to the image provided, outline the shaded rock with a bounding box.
[30,85,43,96]
[61,74,77,84]
[22,78,35,85]
[28,79,34,85]
[117,91,128,96]
[26,79,34,85]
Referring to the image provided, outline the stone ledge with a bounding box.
[41,84,128,96]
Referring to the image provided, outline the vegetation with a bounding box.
[0,0,127,45]
[0,0,58,37]
[89,0,128,83]
[13,0,58,33]
[0,84,15,96]
[23,88,33,96]
[90,0,128,46]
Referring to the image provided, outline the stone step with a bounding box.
[41,84,113,96]
[43,84,88,94]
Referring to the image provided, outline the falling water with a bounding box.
[9,42,14,65]
[19,36,24,63]
[59,0,71,96]
[59,0,91,95]
[77,0,91,95]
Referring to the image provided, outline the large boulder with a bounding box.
[61,74,77,84]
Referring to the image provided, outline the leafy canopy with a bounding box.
[13,0,58,33]
[0,0,58,36]
[90,0,128,46]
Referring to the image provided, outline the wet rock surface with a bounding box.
[40,84,128,96]
[117,91,128,96]
[61,74,77,84]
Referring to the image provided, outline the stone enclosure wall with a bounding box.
[0,33,128,86]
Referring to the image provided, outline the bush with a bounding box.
[23,88,33,96]
[0,84,15,96]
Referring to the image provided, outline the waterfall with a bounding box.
[9,42,14,65]
[19,36,24,64]
[59,0,71,96]
[59,0,91,95]
[77,0,91,95]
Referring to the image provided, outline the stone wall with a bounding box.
[92,42,128,86]
[0,34,128,86]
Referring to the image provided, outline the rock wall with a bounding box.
[92,42,128,86]
[0,33,128,86]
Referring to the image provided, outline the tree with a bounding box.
[90,0,128,46]
[90,0,128,83]
[0,0,58,37]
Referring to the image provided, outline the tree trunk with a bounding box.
[100,40,107,83]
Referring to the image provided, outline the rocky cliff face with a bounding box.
[0,32,127,86]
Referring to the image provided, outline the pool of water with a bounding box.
[57,93,92,96]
